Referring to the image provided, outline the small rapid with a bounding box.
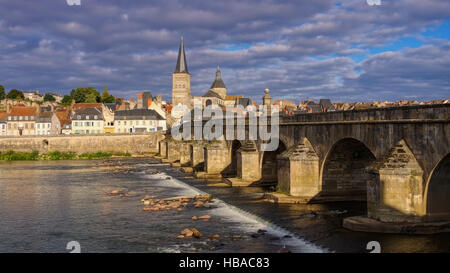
[144,171,326,253]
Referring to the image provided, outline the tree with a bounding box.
[61,95,73,106]
[6,89,24,100]
[43,93,56,102]
[101,85,115,103]
[0,85,5,100]
[70,87,100,103]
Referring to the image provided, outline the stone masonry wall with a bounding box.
[0,133,164,155]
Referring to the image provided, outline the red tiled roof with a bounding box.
[56,109,70,126]
[72,103,102,110]
[9,106,37,116]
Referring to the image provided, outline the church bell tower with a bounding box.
[172,37,192,108]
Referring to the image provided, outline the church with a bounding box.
[171,38,251,118]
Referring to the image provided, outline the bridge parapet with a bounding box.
[281,104,449,124]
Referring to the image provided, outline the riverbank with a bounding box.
[0,150,132,161]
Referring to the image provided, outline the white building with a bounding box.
[114,109,166,133]
[35,116,51,135]
[71,107,104,135]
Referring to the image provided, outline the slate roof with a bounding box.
[174,37,189,73]
[210,66,226,89]
[114,109,165,120]
[72,107,103,120]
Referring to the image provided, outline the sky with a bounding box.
[0,0,449,103]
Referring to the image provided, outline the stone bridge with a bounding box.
[158,104,449,233]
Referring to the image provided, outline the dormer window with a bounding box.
[86,115,89,120]
[94,115,98,120]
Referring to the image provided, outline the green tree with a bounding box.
[101,85,115,103]
[61,95,73,106]
[0,85,5,100]
[70,87,100,103]
[43,93,56,102]
[6,89,24,100]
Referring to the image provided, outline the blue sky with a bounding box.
[0,0,449,103]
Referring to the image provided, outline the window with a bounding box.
[37,124,40,129]
[86,115,89,120]
[8,124,11,129]
[31,123,34,129]
[19,116,23,120]
[25,116,28,121]
[8,116,11,121]
[77,115,81,119]
[94,115,98,120]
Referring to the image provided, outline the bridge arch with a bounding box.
[222,140,242,177]
[320,137,376,200]
[259,139,287,183]
[425,153,450,221]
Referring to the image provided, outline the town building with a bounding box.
[35,112,52,135]
[23,91,43,101]
[61,123,72,135]
[137,91,153,109]
[114,109,166,133]
[0,111,7,136]
[6,106,38,136]
[71,107,104,135]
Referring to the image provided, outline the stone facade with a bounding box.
[0,132,164,154]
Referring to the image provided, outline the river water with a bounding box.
[0,158,448,253]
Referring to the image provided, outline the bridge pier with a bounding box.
[167,141,181,163]
[196,141,229,179]
[277,139,320,198]
[190,142,205,171]
[367,140,425,223]
[179,142,191,166]
[236,141,261,182]
[158,139,168,158]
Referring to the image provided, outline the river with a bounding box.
[0,158,448,253]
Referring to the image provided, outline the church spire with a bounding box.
[174,37,189,74]
[210,65,226,89]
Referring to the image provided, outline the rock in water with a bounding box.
[191,228,202,238]
[181,229,193,237]
[192,216,198,221]
[177,235,185,239]
[198,215,211,220]
[208,234,220,241]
